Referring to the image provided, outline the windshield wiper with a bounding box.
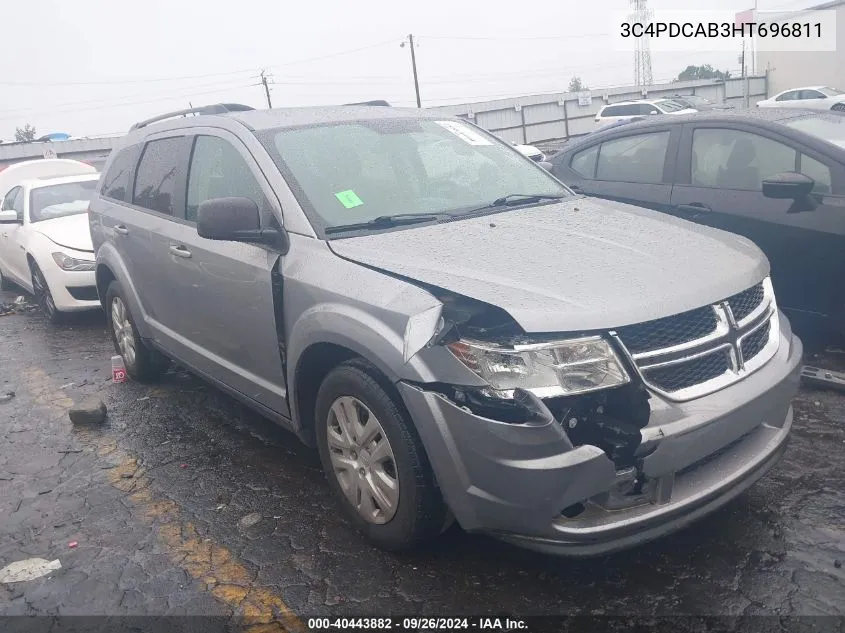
[324,212,453,235]
[464,193,567,215]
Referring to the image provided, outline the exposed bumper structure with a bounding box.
[399,315,802,556]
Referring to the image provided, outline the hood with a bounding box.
[328,198,769,333]
[30,213,93,252]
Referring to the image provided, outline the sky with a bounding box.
[0,0,817,139]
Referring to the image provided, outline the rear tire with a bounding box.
[315,359,448,551]
[30,262,63,324]
[105,280,169,381]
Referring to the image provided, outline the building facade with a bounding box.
[756,0,845,97]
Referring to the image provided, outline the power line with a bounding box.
[0,82,256,121]
[0,38,403,88]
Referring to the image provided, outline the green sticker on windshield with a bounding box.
[335,190,363,209]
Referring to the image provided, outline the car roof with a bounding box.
[559,108,841,152]
[22,174,100,189]
[131,105,450,138]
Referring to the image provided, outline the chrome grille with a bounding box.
[726,282,765,323]
[643,349,731,393]
[616,306,717,354]
[740,319,771,362]
[612,278,779,401]
[831,103,845,112]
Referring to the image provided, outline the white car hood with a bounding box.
[30,213,93,253]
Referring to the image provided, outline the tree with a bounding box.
[14,124,37,142]
[676,64,731,82]
[568,76,587,92]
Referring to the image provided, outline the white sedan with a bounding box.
[0,173,101,322]
[756,86,845,112]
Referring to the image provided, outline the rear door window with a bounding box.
[775,91,799,102]
[595,132,670,183]
[132,137,186,216]
[603,105,637,117]
[101,145,141,202]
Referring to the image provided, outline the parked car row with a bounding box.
[549,107,845,343]
[757,86,845,112]
[0,159,101,322]
[0,102,810,559]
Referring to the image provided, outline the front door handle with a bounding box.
[675,203,712,214]
[169,245,192,259]
[114,225,129,235]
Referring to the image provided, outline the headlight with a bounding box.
[51,252,96,271]
[447,335,630,397]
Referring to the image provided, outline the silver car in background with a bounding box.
[89,104,802,556]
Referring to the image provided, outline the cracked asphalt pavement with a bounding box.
[1,287,844,625]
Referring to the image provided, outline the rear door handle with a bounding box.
[169,245,192,259]
[114,225,129,235]
[675,203,712,214]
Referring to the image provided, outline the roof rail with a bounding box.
[129,103,255,132]
[343,100,391,106]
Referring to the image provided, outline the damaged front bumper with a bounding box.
[398,319,802,557]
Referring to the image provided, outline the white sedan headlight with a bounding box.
[447,335,630,397]
[51,252,96,271]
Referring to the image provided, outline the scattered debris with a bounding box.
[58,449,82,454]
[68,397,107,425]
[112,355,127,383]
[59,382,75,390]
[137,396,150,401]
[179,463,188,469]
[215,504,226,511]
[0,558,61,583]
[238,513,262,529]
[68,541,78,549]
[835,559,843,569]
[0,391,14,404]
[801,366,845,394]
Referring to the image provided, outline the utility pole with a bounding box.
[260,70,273,109]
[401,35,421,107]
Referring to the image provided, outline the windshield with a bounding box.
[657,100,687,112]
[260,118,570,236]
[783,114,845,149]
[29,180,97,223]
[819,87,844,97]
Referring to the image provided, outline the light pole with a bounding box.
[400,35,421,108]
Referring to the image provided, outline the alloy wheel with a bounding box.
[326,396,400,524]
[110,296,136,367]
[31,266,56,319]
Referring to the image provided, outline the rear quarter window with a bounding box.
[100,144,142,202]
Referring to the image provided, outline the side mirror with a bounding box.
[197,197,289,252]
[538,161,553,171]
[0,210,20,224]
[762,172,817,213]
[762,172,814,199]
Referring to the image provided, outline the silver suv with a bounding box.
[89,103,803,556]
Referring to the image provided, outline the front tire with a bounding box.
[30,262,63,324]
[315,360,448,551]
[105,280,169,381]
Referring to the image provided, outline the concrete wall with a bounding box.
[428,77,767,145]
[0,136,121,170]
[757,1,845,97]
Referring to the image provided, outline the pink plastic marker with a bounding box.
[111,355,127,383]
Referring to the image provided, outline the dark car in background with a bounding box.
[670,95,734,111]
[549,109,845,342]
